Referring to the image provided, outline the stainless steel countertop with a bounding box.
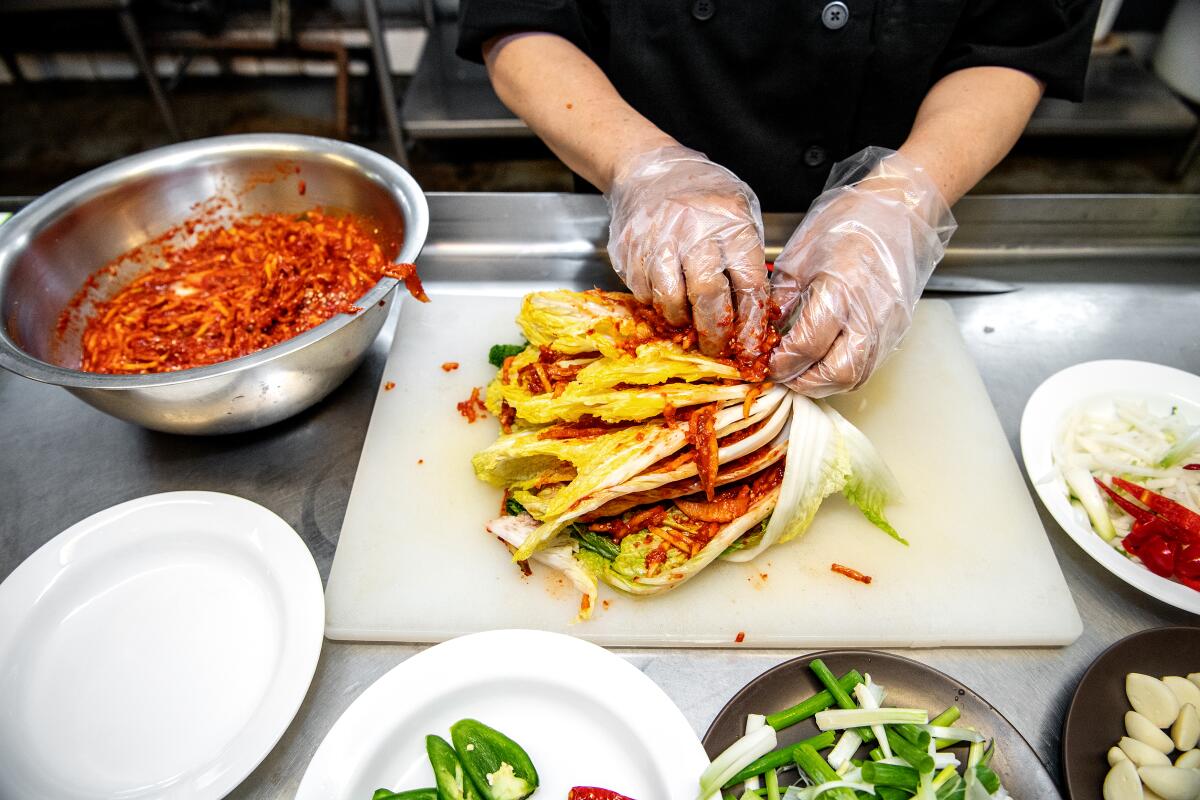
[2,193,1198,797]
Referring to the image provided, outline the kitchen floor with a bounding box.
[1,78,1197,198]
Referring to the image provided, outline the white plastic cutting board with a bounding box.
[325,295,1081,647]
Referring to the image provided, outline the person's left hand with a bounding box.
[769,147,956,396]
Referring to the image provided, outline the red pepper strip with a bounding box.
[831,563,873,584]
[1111,477,1200,540]
[1122,522,1154,555]
[1177,544,1200,581]
[1139,515,1196,545]
[766,261,774,273]
[568,789,636,800]
[1095,478,1156,524]
[1136,535,1178,578]
[1180,575,1200,592]
[1186,464,1200,471]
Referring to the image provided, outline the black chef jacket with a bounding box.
[457,0,1099,211]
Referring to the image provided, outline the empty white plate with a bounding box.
[1020,359,1200,614]
[0,491,324,799]
[296,629,708,800]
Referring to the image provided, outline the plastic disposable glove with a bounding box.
[770,147,956,397]
[607,145,771,358]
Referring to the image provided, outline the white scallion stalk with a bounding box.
[930,766,958,790]
[782,781,876,800]
[920,724,986,744]
[697,723,777,800]
[915,771,937,800]
[742,714,766,795]
[827,730,863,770]
[814,707,928,730]
[854,677,891,760]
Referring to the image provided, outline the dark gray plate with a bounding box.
[1062,626,1200,800]
[702,650,1060,798]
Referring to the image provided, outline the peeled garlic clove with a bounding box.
[1121,736,1173,767]
[1188,673,1200,690]
[1137,765,1200,800]
[1105,759,1144,800]
[1110,745,1131,766]
[1142,789,1166,800]
[1163,676,1200,711]
[1174,749,1200,768]
[1129,710,1177,753]
[1129,673,1182,728]
[1172,704,1199,752]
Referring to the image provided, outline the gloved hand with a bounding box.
[770,147,956,397]
[607,145,771,358]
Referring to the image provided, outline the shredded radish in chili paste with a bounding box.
[71,209,425,374]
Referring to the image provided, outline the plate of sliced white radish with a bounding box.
[1063,626,1200,800]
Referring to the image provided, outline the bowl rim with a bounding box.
[0,133,429,389]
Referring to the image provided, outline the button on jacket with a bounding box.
[458,0,1100,211]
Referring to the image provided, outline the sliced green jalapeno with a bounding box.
[449,719,538,800]
[427,734,479,800]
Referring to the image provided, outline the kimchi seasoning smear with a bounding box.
[70,209,425,375]
[457,386,488,422]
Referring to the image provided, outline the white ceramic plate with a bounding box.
[297,629,708,800]
[0,491,324,799]
[1020,359,1200,614]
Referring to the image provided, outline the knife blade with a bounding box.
[924,275,1018,294]
[765,262,1017,295]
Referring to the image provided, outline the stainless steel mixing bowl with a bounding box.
[0,134,428,435]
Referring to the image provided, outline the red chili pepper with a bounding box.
[1185,463,1200,470]
[1111,477,1200,541]
[1138,515,1196,545]
[1095,478,1156,524]
[1122,523,1154,556]
[1180,576,1200,592]
[568,789,636,800]
[1177,544,1200,581]
[1136,535,1178,579]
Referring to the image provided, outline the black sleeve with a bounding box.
[935,0,1101,101]
[456,0,596,64]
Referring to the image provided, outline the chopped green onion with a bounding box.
[814,708,928,730]
[764,766,780,800]
[765,672,864,730]
[861,761,919,791]
[700,724,777,800]
[809,659,857,710]
[973,766,1000,795]
[743,715,767,795]
[893,724,931,749]
[793,745,856,800]
[884,729,934,775]
[919,725,984,744]
[722,734,838,787]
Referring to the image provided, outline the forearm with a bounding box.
[898,66,1044,205]
[483,33,676,191]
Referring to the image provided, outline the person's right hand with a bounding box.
[606,145,771,358]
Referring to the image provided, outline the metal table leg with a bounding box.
[117,8,180,141]
[362,0,409,168]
